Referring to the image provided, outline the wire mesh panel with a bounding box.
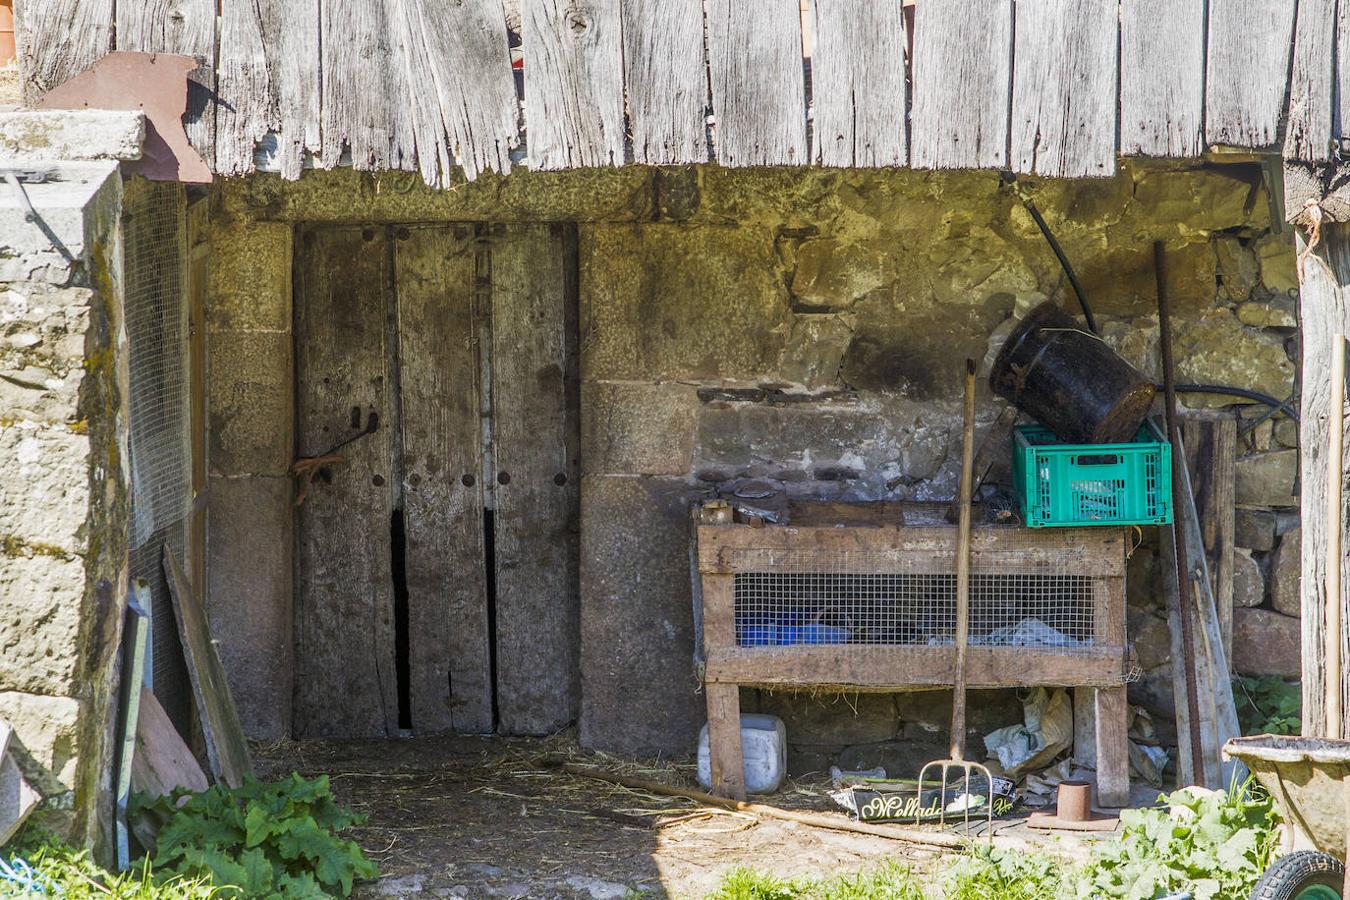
[730,549,1096,655]
[122,180,193,733]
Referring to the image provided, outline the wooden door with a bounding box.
[293,224,579,738]
[294,227,400,738]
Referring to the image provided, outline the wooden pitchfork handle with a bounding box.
[951,358,978,758]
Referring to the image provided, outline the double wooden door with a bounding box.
[293,224,579,738]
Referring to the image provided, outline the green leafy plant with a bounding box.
[131,773,377,899]
[2,825,218,899]
[1073,780,1280,900]
[1234,675,1302,735]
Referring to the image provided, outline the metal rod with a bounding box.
[1326,334,1345,739]
[1155,241,1207,786]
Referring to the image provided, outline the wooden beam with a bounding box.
[705,0,808,166]
[910,0,1012,170]
[621,0,708,165]
[1119,0,1204,158]
[522,0,624,169]
[809,0,907,167]
[1296,223,1350,739]
[12,0,114,105]
[1009,0,1117,178]
[1204,0,1297,150]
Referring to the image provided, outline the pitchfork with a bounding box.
[917,359,995,836]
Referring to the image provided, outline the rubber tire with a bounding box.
[1250,851,1346,900]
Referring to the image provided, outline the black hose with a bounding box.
[1170,383,1299,422]
[1001,172,1099,336]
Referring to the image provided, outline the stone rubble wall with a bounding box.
[209,163,1301,772]
[0,160,130,854]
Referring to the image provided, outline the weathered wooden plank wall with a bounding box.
[1118,0,1205,158]
[522,0,625,170]
[621,0,709,165]
[1205,0,1299,149]
[809,0,907,167]
[705,0,808,166]
[116,0,217,164]
[1010,0,1117,177]
[18,0,1350,179]
[910,0,1013,170]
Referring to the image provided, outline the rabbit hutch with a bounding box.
[695,500,1131,806]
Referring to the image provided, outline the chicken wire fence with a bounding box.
[122,180,193,731]
[729,549,1096,654]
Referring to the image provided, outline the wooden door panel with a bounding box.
[294,227,400,738]
[394,226,494,734]
[490,224,581,734]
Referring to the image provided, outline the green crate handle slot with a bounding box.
[1011,419,1173,528]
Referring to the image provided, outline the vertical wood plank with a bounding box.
[1182,417,1237,662]
[522,0,625,170]
[1340,3,1350,143]
[320,0,415,171]
[1204,0,1298,149]
[706,682,746,800]
[394,226,494,734]
[1093,685,1129,807]
[12,0,114,105]
[390,0,521,184]
[394,225,496,734]
[620,0,708,165]
[1119,0,1205,157]
[705,0,808,167]
[294,227,400,738]
[809,0,907,167]
[490,225,581,734]
[1072,685,1097,768]
[216,0,322,179]
[910,0,1012,170]
[702,574,736,649]
[115,0,217,164]
[1009,0,1117,178]
[1294,224,1350,739]
[1285,0,1337,162]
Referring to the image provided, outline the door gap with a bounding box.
[391,509,412,731]
[484,508,500,731]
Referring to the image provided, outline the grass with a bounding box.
[707,861,926,900]
[1,827,220,899]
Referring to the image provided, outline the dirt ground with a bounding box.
[253,734,1145,900]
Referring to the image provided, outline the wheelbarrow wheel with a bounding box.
[1250,850,1345,900]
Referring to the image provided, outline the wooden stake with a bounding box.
[559,763,967,850]
[1327,334,1345,740]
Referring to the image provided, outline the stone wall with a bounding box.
[0,160,130,853]
[208,162,1300,767]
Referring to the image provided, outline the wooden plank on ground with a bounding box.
[115,0,217,165]
[294,227,401,738]
[390,0,520,184]
[522,0,625,169]
[705,0,808,166]
[490,224,581,734]
[1119,0,1204,157]
[809,0,907,167]
[394,226,493,735]
[910,0,1013,170]
[1204,0,1298,149]
[621,0,708,165]
[1285,0,1337,161]
[1009,0,1117,178]
[164,548,252,787]
[130,686,209,798]
[320,0,414,171]
[12,0,115,104]
[1294,225,1350,738]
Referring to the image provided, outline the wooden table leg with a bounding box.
[1094,685,1130,808]
[705,682,745,801]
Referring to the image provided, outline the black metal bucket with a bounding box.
[990,301,1156,444]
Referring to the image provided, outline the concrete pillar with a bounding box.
[204,219,296,740]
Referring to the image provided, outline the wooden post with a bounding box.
[705,683,746,801]
[1094,686,1130,808]
[1326,334,1345,739]
[1293,216,1350,739]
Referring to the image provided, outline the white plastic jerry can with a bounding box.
[696,713,788,794]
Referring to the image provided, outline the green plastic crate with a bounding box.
[1012,420,1173,527]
